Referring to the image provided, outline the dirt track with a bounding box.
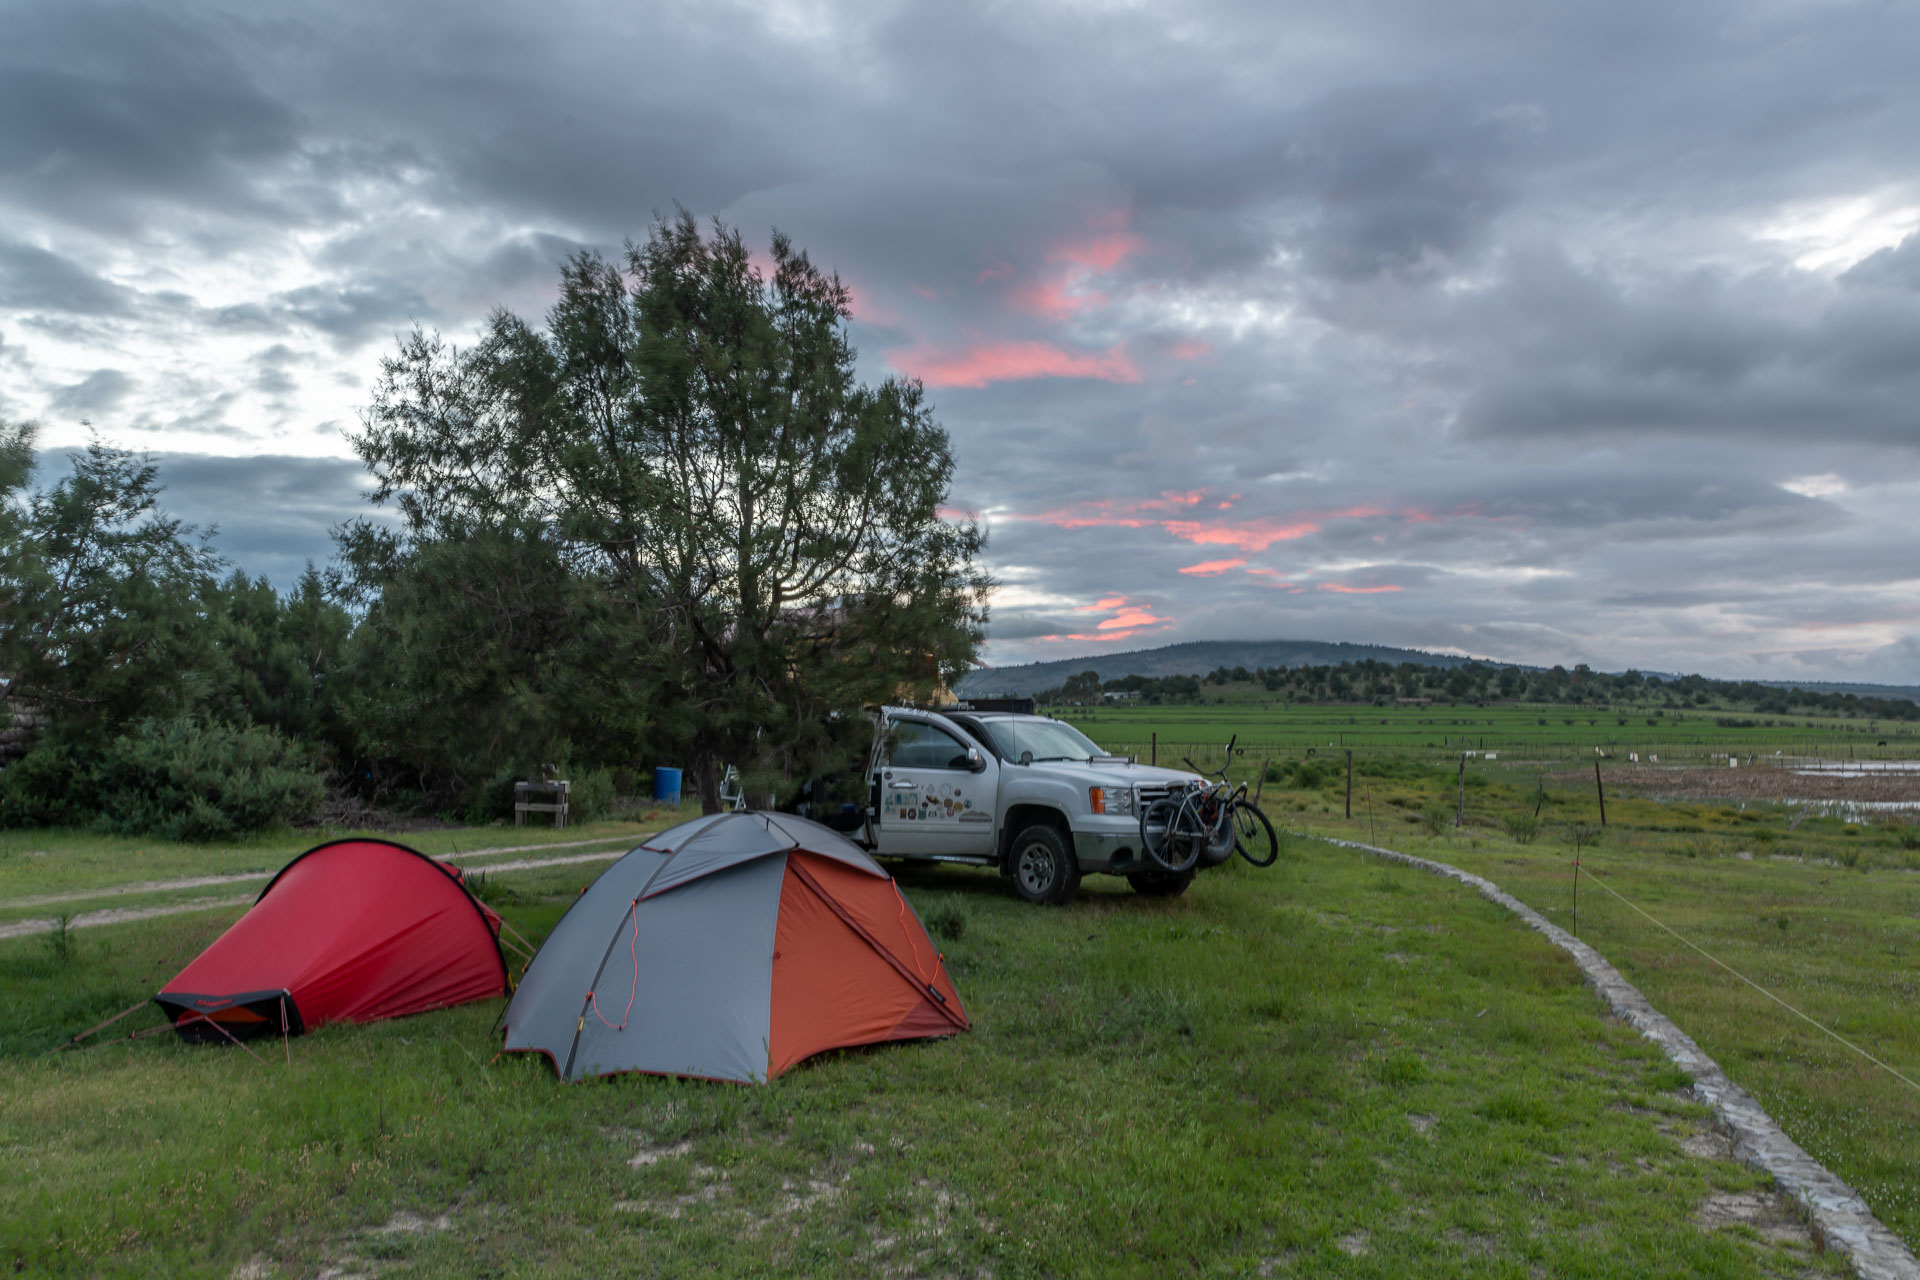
[0,846,634,941]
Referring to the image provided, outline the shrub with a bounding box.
[90,718,324,841]
[566,768,619,822]
[1420,801,1453,836]
[1501,813,1541,844]
[927,905,967,942]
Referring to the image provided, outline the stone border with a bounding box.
[1328,836,1918,1280]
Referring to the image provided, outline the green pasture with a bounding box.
[1055,701,1920,766]
[1202,749,1920,1250]
[0,832,1846,1278]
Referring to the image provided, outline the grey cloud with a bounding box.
[1841,234,1920,292]
[149,452,380,585]
[0,5,302,227]
[0,240,134,315]
[47,368,135,415]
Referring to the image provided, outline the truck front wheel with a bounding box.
[1008,825,1080,906]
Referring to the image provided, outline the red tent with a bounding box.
[155,838,509,1043]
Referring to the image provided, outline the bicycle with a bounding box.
[1137,735,1280,871]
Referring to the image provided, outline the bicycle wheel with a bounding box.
[1233,800,1280,867]
[1140,794,1202,873]
[1198,791,1237,866]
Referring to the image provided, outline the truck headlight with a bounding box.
[1089,786,1135,816]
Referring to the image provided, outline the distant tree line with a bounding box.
[1039,660,1920,720]
[0,216,987,837]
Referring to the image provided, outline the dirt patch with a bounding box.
[1694,1191,1817,1247]
[628,1139,695,1168]
[1571,763,1920,805]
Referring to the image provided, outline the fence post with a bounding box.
[1594,760,1607,827]
[1151,732,1157,767]
[1345,749,1353,819]
[1456,753,1466,826]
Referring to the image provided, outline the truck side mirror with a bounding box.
[967,748,986,773]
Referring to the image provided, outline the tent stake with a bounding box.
[52,999,150,1053]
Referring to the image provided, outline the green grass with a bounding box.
[1213,755,1920,1251]
[1056,701,1919,766]
[0,840,1846,1277]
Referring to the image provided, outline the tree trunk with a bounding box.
[691,752,723,815]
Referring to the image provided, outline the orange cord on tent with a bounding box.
[890,881,937,985]
[588,900,641,1031]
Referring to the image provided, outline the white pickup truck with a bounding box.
[801,704,1212,905]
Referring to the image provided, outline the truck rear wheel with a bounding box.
[1128,869,1194,898]
[1008,824,1080,906]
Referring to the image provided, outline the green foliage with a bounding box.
[1565,822,1603,854]
[88,718,324,841]
[1501,812,1541,844]
[42,915,75,968]
[1421,800,1454,836]
[346,215,989,812]
[2,719,324,840]
[0,433,223,737]
[926,904,967,942]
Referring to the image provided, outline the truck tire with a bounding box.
[1008,824,1080,906]
[1127,868,1194,898]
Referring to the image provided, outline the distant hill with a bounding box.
[955,639,1497,697]
[955,639,1920,706]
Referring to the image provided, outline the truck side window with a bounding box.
[888,721,974,770]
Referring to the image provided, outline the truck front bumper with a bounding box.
[1070,818,1148,873]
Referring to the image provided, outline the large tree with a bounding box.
[347,214,988,810]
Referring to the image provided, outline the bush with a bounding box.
[1420,801,1453,836]
[566,767,619,822]
[90,718,324,840]
[1501,813,1541,844]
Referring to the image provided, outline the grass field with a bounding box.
[0,828,1851,1277]
[1068,702,1920,1255]
[1054,701,1920,766]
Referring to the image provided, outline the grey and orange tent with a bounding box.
[501,812,968,1083]
[153,838,511,1044]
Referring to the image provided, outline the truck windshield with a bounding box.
[984,718,1109,763]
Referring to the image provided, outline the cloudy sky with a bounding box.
[5,0,1920,681]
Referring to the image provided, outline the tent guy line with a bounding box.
[0,832,655,913]
[0,845,638,941]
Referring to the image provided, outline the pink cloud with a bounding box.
[1169,339,1210,360]
[886,340,1141,388]
[1009,278,1108,321]
[1051,231,1147,272]
[1319,583,1403,595]
[912,283,944,301]
[1055,592,1172,643]
[1161,518,1320,552]
[976,261,1013,282]
[1178,558,1247,576]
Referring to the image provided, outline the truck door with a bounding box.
[872,715,998,859]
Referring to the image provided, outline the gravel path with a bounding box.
[0,846,636,942]
[1331,834,1919,1280]
[0,833,648,912]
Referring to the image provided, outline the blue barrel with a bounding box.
[652,767,683,804]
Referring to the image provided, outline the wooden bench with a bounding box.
[514,779,570,828]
